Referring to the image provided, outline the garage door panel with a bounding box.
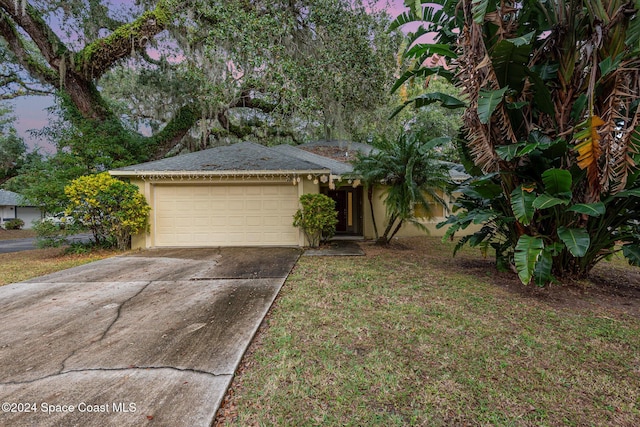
[262,200,281,211]
[154,184,299,247]
[193,200,209,210]
[228,216,246,226]
[244,187,263,196]
[192,218,209,227]
[263,217,281,226]
[227,200,245,210]
[246,216,262,226]
[210,216,228,226]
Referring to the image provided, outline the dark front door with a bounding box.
[326,187,362,235]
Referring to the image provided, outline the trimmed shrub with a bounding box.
[293,193,338,247]
[4,218,24,230]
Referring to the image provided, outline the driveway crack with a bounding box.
[0,372,68,386]
[61,366,232,378]
[59,280,154,373]
[0,366,230,387]
[96,280,154,342]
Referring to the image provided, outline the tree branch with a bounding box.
[228,89,278,112]
[1,70,54,98]
[139,49,163,66]
[0,1,68,76]
[0,3,109,119]
[0,7,59,87]
[1,85,53,100]
[0,72,18,85]
[74,3,170,80]
[148,103,201,159]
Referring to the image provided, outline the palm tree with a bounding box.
[351,132,452,244]
[392,0,640,283]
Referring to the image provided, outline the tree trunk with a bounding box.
[551,255,591,281]
[388,218,404,240]
[367,186,379,240]
[61,74,112,121]
[0,0,189,160]
[378,214,398,245]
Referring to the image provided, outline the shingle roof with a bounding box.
[113,141,328,173]
[271,144,354,175]
[110,140,469,182]
[445,162,470,182]
[0,189,31,206]
[298,140,376,155]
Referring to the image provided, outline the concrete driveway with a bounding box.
[0,247,300,426]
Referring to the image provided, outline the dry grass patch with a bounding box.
[0,248,117,286]
[217,237,640,427]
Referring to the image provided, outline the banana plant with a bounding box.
[443,141,640,284]
[395,0,640,284]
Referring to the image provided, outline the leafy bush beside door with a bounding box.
[293,193,338,247]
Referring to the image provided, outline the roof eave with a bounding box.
[109,169,331,177]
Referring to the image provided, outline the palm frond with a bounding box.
[389,10,422,32]
[390,66,454,94]
[389,91,465,119]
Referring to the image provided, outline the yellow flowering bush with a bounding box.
[65,172,150,250]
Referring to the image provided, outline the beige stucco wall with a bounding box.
[128,178,149,250]
[0,206,41,229]
[363,187,481,240]
[15,207,43,229]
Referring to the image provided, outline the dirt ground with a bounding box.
[365,237,640,317]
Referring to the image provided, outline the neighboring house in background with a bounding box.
[0,189,42,229]
[110,141,469,249]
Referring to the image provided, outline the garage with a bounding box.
[153,183,300,247]
[110,141,331,249]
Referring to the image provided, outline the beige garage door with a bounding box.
[154,184,299,247]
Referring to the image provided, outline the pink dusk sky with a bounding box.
[9,0,410,153]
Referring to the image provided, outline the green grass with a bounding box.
[220,237,640,426]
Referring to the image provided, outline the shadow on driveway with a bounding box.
[0,247,300,426]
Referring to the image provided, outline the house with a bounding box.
[110,141,467,249]
[0,189,42,229]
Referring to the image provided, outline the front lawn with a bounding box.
[217,237,640,426]
[0,248,118,286]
